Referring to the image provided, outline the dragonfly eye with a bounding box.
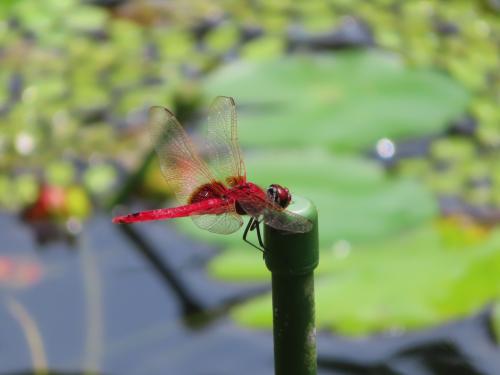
[267,184,291,209]
[267,186,278,202]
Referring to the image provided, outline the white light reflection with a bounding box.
[66,217,82,235]
[376,138,395,159]
[332,239,351,259]
[15,132,35,155]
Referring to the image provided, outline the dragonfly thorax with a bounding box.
[188,182,227,204]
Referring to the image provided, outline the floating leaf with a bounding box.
[232,226,500,335]
[204,22,240,53]
[176,149,436,257]
[241,36,285,61]
[66,186,91,219]
[205,51,470,152]
[83,164,117,195]
[15,173,38,205]
[46,161,75,187]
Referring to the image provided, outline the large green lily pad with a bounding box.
[174,149,436,269]
[231,226,500,335]
[204,50,470,152]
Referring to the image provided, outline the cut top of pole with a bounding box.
[264,195,319,275]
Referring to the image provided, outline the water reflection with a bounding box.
[376,138,396,159]
[0,213,272,374]
[15,133,35,156]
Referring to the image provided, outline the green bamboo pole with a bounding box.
[264,196,319,375]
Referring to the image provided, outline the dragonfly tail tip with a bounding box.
[112,216,126,224]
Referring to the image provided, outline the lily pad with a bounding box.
[440,244,500,315]
[231,226,500,335]
[204,50,470,152]
[174,149,436,258]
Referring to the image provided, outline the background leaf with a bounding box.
[232,226,500,335]
[204,51,470,152]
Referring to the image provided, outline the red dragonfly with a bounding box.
[113,96,312,250]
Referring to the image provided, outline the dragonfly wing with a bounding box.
[192,208,244,235]
[206,96,246,186]
[260,206,313,233]
[149,106,221,204]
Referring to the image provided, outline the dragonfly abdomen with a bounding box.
[113,198,230,224]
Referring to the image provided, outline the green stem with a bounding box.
[264,196,319,375]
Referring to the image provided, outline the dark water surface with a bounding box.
[1,213,499,375]
[0,213,275,374]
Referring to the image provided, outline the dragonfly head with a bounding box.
[267,184,291,209]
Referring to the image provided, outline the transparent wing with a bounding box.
[261,206,313,233]
[149,106,222,204]
[192,211,244,235]
[205,96,246,186]
[236,191,313,233]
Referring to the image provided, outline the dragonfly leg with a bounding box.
[242,217,265,252]
[243,217,253,242]
[253,219,265,250]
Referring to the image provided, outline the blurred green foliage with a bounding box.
[205,51,469,152]
[177,150,437,249]
[232,225,500,334]
[1,0,500,336]
[0,0,497,210]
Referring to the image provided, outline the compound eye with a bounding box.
[267,186,279,203]
[279,189,292,208]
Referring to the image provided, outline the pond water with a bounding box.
[0,213,279,374]
[2,212,499,375]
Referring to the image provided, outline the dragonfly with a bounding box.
[112,96,312,250]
